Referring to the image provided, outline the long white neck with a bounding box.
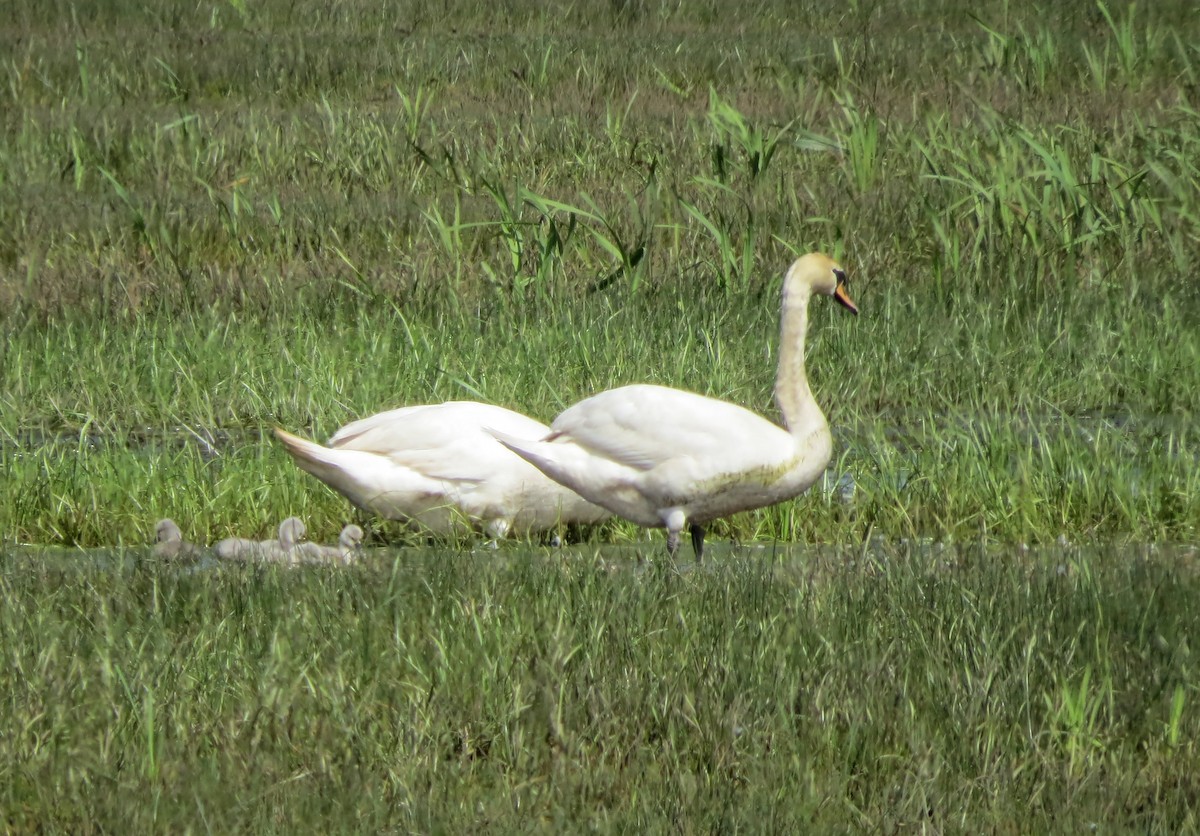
[774,282,827,437]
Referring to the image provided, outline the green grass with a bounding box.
[2,543,1199,831]
[1,293,1196,546]
[3,2,1200,825]
[2,0,1200,542]
[3,0,1199,544]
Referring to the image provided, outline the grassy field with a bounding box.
[2,0,1200,828]
[2,0,1198,547]
[2,543,1200,831]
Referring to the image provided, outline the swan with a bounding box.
[493,252,858,559]
[152,518,207,560]
[291,524,365,566]
[273,402,610,539]
[215,516,307,562]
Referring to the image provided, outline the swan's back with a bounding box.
[552,385,794,470]
[280,400,610,534]
[332,402,547,453]
[325,401,561,486]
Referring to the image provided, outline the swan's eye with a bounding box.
[833,268,848,285]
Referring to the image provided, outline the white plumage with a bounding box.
[494,252,859,558]
[275,402,610,538]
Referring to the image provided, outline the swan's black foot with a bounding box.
[690,523,706,562]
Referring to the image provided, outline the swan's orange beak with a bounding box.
[834,282,859,315]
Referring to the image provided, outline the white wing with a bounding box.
[552,385,795,471]
[277,401,609,534]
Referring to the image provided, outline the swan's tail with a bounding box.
[487,428,546,468]
[274,427,402,517]
[274,427,338,475]
[273,427,375,497]
[488,428,581,494]
[488,428,633,526]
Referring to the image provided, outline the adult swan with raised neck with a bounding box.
[492,252,858,559]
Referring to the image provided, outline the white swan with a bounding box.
[274,402,610,538]
[215,516,307,562]
[493,252,858,559]
[291,524,365,566]
[152,518,207,560]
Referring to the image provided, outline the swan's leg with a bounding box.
[663,509,686,559]
[690,523,706,561]
[483,517,510,549]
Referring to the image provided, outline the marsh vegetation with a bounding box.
[1,0,1198,828]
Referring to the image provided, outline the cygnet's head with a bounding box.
[339,524,365,549]
[278,516,307,547]
[155,518,183,543]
